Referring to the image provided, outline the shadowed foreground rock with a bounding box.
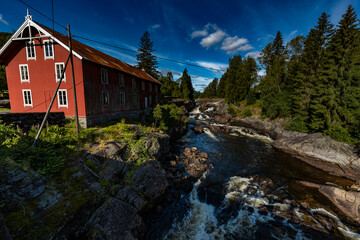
[299,181,360,225]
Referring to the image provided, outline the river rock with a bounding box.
[208,125,220,133]
[194,126,204,134]
[214,114,232,124]
[273,133,360,180]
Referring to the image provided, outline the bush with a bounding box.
[285,115,308,133]
[152,104,185,131]
[241,108,253,117]
[227,105,236,116]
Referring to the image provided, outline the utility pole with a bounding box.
[32,53,71,147]
[68,24,80,135]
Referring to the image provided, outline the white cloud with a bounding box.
[149,24,161,32]
[257,34,275,42]
[245,51,261,59]
[195,61,228,73]
[191,29,208,39]
[285,30,298,43]
[221,36,253,54]
[200,30,226,49]
[0,14,8,25]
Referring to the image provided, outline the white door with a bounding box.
[145,97,148,108]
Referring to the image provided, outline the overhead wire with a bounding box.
[17,0,226,73]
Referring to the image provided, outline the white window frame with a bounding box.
[43,40,54,59]
[119,73,125,87]
[102,90,110,105]
[149,83,152,92]
[19,64,30,83]
[57,89,68,108]
[55,63,66,82]
[101,68,108,84]
[142,80,145,91]
[120,92,126,104]
[132,78,136,89]
[26,41,36,60]
[22,89,32,107]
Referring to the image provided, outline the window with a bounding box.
[133,94,137,106]
[155,85,158,93]
[132,78,136,89]
[149,83,152,91]
[55,63,66,82]
[149,95,152,105]
[101,68,108,84]
[102,90,110,105]
[58,89,68,108]
[22,89,32,106]
[142,80,145,91]
[120,92,126,104]
[26,41,36,60]
[43,40,54,59]
[19,64,29,82]
[119,73,125,87]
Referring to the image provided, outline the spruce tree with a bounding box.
[316,5,360,142]
[179,68,194,100]
[203,78,218,98]
[136,31,160,79]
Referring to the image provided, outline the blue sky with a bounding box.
[1,0,359,91]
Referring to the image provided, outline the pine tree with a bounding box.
[179,68,194,100]
[136,31,159,79]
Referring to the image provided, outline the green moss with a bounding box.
[85,160,97,172]
[100,178,110,187]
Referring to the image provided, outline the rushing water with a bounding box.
[146,104,360,240]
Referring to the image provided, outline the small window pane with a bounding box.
[55,63,65,81]
[58,90,68,107]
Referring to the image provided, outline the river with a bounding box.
[146,104,360,240]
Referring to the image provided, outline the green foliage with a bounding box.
[261,91,291,119]
[285,115,309,132]
[159,72,181,99]
[227,105,236,116]
[202,78,218,98]
[179,68,195,100]
[136,31,159,79]
[152,104,185,131]
[245,89,256,105]
[241,108,253,117]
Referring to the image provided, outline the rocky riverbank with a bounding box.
[197,99,360,182]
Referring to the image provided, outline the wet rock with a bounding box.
[191,147,198,152]
[214,114,232,124]
[194,126,204,134]
[131,160,168,200]
[85,198,143,240]
[195,121,205,126]
[221,126,230,133]
[208,125,220,133]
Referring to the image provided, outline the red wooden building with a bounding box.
[0,12,161,127]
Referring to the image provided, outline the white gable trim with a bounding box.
[0,19,83,60]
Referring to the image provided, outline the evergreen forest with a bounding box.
[200,5,360,144]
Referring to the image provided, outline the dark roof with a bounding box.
[37,22,161,85]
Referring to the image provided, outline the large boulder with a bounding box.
[273,133,360,181]
[85,198,143,240]
[214,114,232,124]
[194,126,204,134]
[131,160,168,200]
[143,133,170,160]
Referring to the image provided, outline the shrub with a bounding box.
[227,105,236,116]
[241,108,253,117]
[246,90,256,106]
[285,115,308,133]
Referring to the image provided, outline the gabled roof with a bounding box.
[0,16,160,85]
